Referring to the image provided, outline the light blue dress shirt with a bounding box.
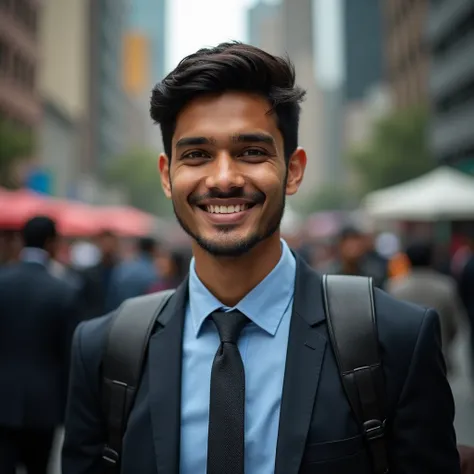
[180,240,296,474]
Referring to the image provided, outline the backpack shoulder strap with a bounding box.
[101,289,175,471]
[322,274,389,474]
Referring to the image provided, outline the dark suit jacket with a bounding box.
[79,262,116,320]
[0,261,82,429]
[62,256,460,473]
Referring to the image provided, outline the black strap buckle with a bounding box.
[363,419,386,441]
[102,446,119,466]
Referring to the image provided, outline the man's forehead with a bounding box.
[172,94,280,146]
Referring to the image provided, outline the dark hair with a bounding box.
[22,216,57,249]
[338,226,362,242]
[138,236,156,255]
[150,41,306,162]
[405,241,433,267]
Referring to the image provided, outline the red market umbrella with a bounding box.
[52,200,102,237]
[95,206,155,237]
[0,189,54,230]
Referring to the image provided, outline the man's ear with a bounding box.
[158,153,171,198]
[286,147,307,196]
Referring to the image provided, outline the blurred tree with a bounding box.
[349,107,434,193]
[0,119,33,188]
[291,184,354,215]
[105,149,173,217]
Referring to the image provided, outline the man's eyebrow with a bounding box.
[175,136,216,147]
[231,133,276,146]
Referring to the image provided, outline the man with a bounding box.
[387,241,464,370]
[0,216,82,474]
[63,42,460,473]
[79,231,120,319]
[105,236,158,311]
[324,226,388,288]
[456,233,474,380]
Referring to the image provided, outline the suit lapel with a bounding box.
[148,279,188,474]
[275,257,327,474]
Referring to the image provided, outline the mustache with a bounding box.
[189,189,265,206]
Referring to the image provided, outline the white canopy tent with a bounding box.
[363,167,474,221]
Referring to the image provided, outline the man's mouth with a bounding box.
[202,203,255,214]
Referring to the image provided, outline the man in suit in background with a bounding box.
[105,236,159,312]
[79,230,120,319]
[0,216,82,474]
[387,240,465,370]
[63,42,460,473]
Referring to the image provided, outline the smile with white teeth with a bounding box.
[205,204,250,214]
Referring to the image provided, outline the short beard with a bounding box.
[172,193,286,258]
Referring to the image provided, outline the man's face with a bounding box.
[340,235,364,263]
[159,92,306,257]
[99,234,118,257]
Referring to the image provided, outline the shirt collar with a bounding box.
[188,239,296,337]
[20,247,50,266]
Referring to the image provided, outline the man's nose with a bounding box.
[205,153,245,191]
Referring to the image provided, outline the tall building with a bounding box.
[384,0,429,108]
[282,0,325,195]
[427,0,474,173]
[247,0,282,55]
[38,0,88,197]
[87,0,128,176]
[123,0,167,151]
[341,0,386,191]
[0,0,41,134]
[128,0,166,84]
[343,0,383,101]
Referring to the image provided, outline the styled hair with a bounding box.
[22,216,57,249]
[150,41,306,162]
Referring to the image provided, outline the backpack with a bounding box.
[100,275,389,473]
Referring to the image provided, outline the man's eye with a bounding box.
[183,151,208,159]
[241,149,267,157]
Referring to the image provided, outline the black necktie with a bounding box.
[207,310,249,474]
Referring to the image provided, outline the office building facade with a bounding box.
[384,0,430,108]
[87,0,128,175]
[343,0,383,101]
[0,0,41,132]
[427,0,474,173]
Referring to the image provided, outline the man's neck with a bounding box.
[193,234,283,307]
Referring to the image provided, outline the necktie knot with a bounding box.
[211,310,248,344]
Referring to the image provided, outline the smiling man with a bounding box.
[62,42,460,474]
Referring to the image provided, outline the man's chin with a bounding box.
[194,233,263,258]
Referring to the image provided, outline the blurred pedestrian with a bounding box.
[148,249,189,292]
[387,240,464,370]
[79,231,120,319]
[323,226,388,288]
[459,445,474,474]
[105,236,159,311]
[0,216,82,474]
[457,233,474,381]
